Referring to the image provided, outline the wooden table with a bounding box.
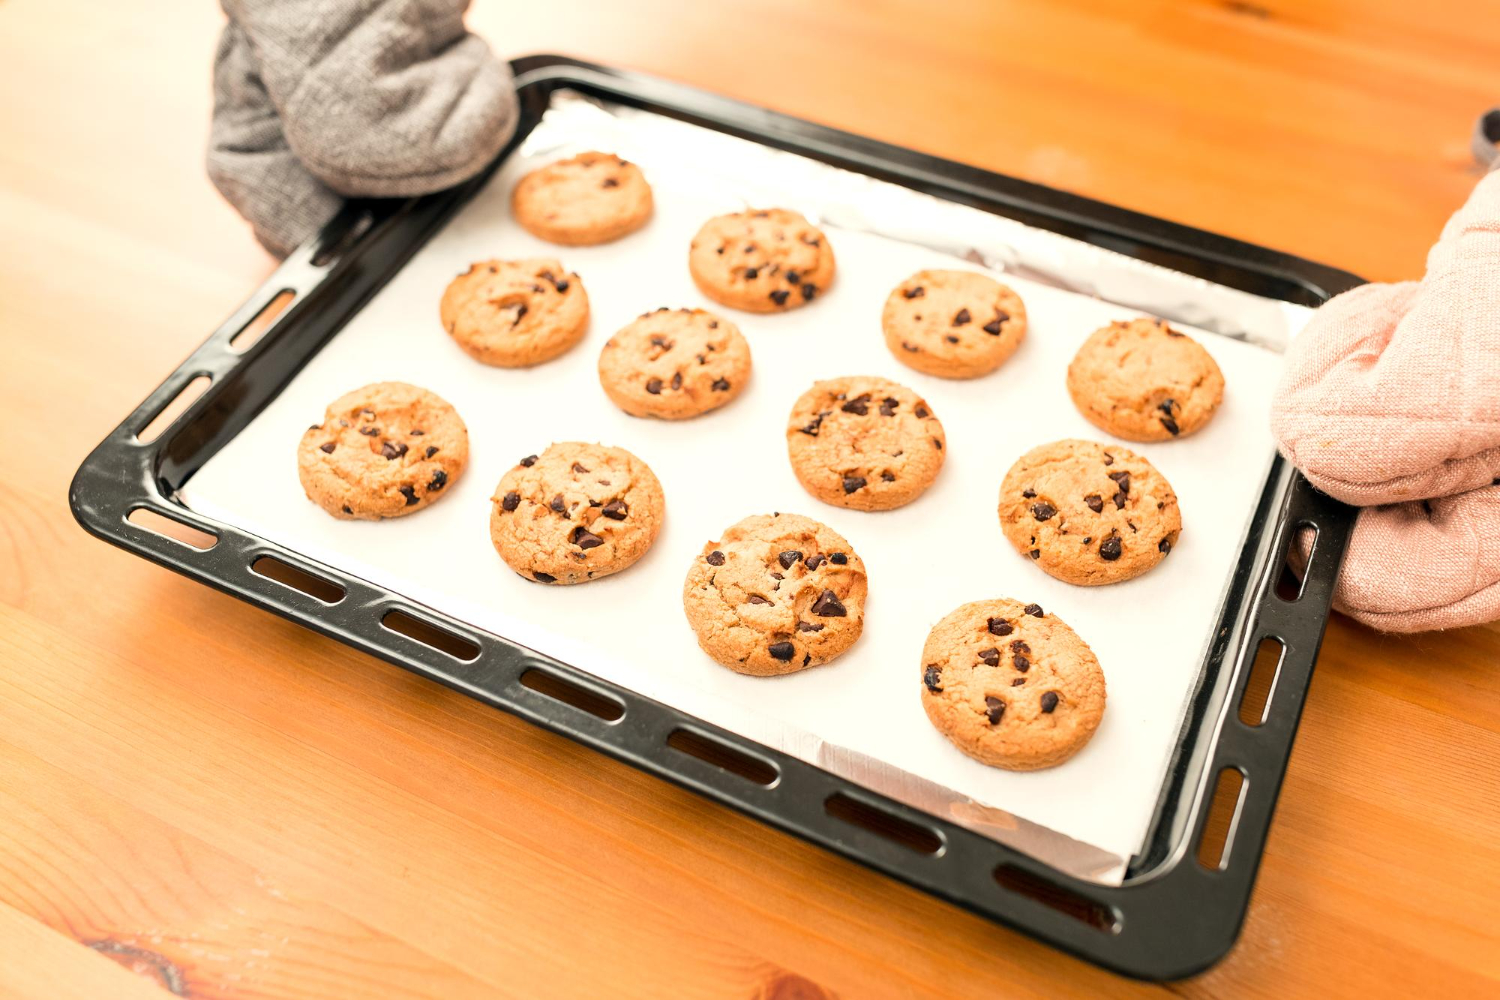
[2,1,1497,996]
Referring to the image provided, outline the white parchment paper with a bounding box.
[180,93,1305,884]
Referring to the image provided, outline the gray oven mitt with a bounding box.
[207,0,518,258]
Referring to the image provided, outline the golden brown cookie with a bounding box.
[297,382,468,520]
[510,151,653,245]
[682,513,867,676]
[785,376,946,511]
[921,599,1106,770]
[688,209,835,313]
[439,258,589,367]
[998,439,1181,586]
[1066,318,1225,441]
[597,307,751,419]
[489,442,664,585]
[881,269,1028,379]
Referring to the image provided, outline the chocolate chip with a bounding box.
[1161,416,1180,436]
[360,408,375,418]
[1108,471,1131,495]
[566,462,587,475]
[502,491,520,511]
[901,341,920,352]
[746,594,772,605]
[509,303,529,327]
[1083,536,1093,545]
[1012,678,1026,686]
[428,470,448,491]
[549,494,568,515]
[769,289,790,306]
[319,442,336,453]
[988,617,1013,636]
[1084,494,1104,513]
[602,500,628,520]
[706,550,726,566]
[1102,453,1114,466]
[952,308,971,326]
[933,437,943,450]
[400,486,418,506]
[983,311,1009,335]
[425,446,439,458]
[409,429,425,436]
[1010,640,1030,655]
[711,378,730,391]
[777,550,803,570]
[804,553,826,570]
[801,283,817,301]
[942,334,958,343]
[798,413,826,436]
[1159,537,1172,554]
[601,177,619,188]
[785,270,801,283]
[878,397,899,417]
[881,471,895,482]
[1022,489,1036,499]
[671,372,683,390]
[1100,535,1123,561]
[744,266,759,279]
[978,647,1000,666]
[1029,549,1041,559]
[571,526,603,550]
[1113,491,1128,509]
[359,426,381,437]
[797,621,824,632]
[903,286,925,299]
[554,277,570,292]
[342,505,352,514]
[842,476,867,494]
[650,335,671,349]
[520,455,537,467]
[1014,654,1030,673]
[1040,691,1059,713]
[769,642,796,661]
[645,378,663,394]
[1158,398,1176,415]
[811,590,847,617]
[1031,502,1056,521]
[829,552,848,565]
[841,394,871,415]
[985,697,1005,725]
[533,572,556,583]
[923,664,943,692]
[1024,603,1043,617]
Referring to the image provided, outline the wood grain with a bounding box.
[1,0,1497,996]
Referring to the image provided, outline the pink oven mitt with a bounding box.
[1271,133,1500,632]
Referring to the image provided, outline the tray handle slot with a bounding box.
[126,507,218,551]
[993,864,1121,933]
[1195,767,1249,871]
[1273,521,1318,602]
[229,288,296,353]
[824,793,943,856]
[518,667,624,722]
[251,555,346,605]
[666,728,779,786]
[1237,636,1286,727]
[380,609,480,661]
[135,373,211,445]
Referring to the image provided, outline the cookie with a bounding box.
[688,209,835,313]
[1066,318,1225,441]
[511,152,653,245]
[682,513,867,676]
[920,599,1106,771]
[489,442,664,585]
[881,269,1028,379]
[785,376,946,511]
[998,439,1182,586]
[597,308,751,419]
[440,258,589,367]
[298,382,469,520]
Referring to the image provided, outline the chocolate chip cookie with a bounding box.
[489,443,665,585]
[682,513,867,676]
[688,209,835,313]
[440,258,589,367]
[297,382,469,520]
[999,439,1182,586]
[786,376,946,511]
[882,269,1028,379]
[511,151,653,245]
[597,307,751,419]
[921,599,1106,771]
[1066,318,1225,441]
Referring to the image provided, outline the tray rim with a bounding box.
[68,53,1361,981]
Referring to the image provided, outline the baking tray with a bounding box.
[70,55,1361,980]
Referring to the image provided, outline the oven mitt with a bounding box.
[1270,144,1500,632]
[207,0,517,258]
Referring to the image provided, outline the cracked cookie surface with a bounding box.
[1066,317,1224,441]
[786,376,946,511]
[998,439,1181,586]
[682,513,867,676]
[511,151,653,245]
[597,307,751,419]
[921,599,1106,770]
[688,209,835,313]
[440,258,589,367]
[489,442,664,585]
[297,381,469,520]
[882,269,1028,379]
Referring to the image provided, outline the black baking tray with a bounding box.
[70,55,1361,980]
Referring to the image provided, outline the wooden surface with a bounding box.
[2,0,1498,996]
